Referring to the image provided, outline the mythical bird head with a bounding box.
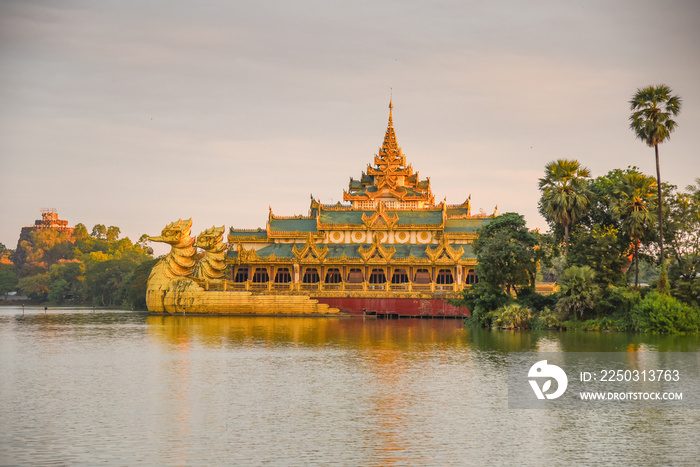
[150,218,193,246]
[195,225,225,251]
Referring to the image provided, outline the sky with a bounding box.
[1,0,699,256]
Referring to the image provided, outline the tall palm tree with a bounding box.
[538,159,592,250]
[611,172,657,288]
[629,85,682,269]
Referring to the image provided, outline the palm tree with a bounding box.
[629,85,682,270]
[611,172,657,288]
[538,159,592,250]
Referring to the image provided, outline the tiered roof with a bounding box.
[227,101,496,251]
[343,101,434,207]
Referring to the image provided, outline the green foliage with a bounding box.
[474,212,540,296]
[13,221,153,307]
[630,292,699,335]
[122,258,159,310]
[85,259,141,307]
[629,84,683,272]
[47,279,71,304]
[629,85,682,148]
[568,225,629,287]
[489,304,533,329]
[561,317,632,332]
[594,286,641,317]
[0,265,18,298]
[17,273,50,301]
[611,171,657,288]
[665,180,700,305]
[538,158,592,247]
[515,287,557,313]
[459,282,510,328]
[555,265,600,319]
[531,307,563,330]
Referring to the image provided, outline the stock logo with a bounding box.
[528,360,568,400]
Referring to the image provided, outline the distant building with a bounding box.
[30,208,74,233]
[14,209,74,271]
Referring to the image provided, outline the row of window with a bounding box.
[233,267,478,285]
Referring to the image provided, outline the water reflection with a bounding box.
[145,315,700,353]
[1,308,699,465]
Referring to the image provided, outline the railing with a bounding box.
[221,280,461,294]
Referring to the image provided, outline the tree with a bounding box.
[665,179,700,305]
[73,223,89,240]
[106,226,121,243]
[0,266,18,299]
[556,265,599,319]
[473,212,541,296]
[629,84,682,278]
[17,273,50,301]
[91,224,107,240]
[611,172,657,288]
[538,159,592,250]
[568,225,629,287]
[85,259,139,306]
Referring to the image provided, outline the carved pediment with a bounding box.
[361,202,399,230]
[358,233,396,262]
[292,234,329,261]
[237,244,261,263]
[425,236,464,263]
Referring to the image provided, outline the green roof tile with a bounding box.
[228,229,267,238]
[444,218,491,233]
[269,218,317,232]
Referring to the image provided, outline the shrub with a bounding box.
[489,304,533,329]
[555,265,600,319]
[595,286,641,317]
[532,307,563,330]
[516,287,558,312]
[630,292,700,335]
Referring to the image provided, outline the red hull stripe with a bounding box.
[313,297,470,317]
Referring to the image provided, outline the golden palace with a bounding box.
[147,102,495,316]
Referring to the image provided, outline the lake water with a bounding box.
[1,306,699,466]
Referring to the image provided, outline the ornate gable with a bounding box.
[292,234,329,262]
[358,234,396,262]
[425,236,465,263]
[361,202,399,230]
[344,101,435,209]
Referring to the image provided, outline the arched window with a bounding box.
[274,268,291,284]
[234,267,249,283]
[302,268,320,284]
[413,268,431,284]
[346,268,364,283]
[252,268,269,283]
[436,269,454,285]
[369,269,387,284]
[391,269,409,284]
[324,268,342,284]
